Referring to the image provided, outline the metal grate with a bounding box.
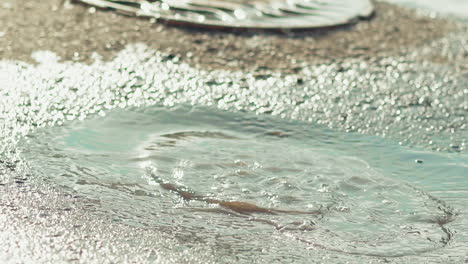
[74,0,374,29]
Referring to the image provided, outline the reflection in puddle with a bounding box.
[20,105,459,259]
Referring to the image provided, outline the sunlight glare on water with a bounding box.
[1,4,466,258]
[19,105,467,262]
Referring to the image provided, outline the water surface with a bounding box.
[20,105,467,262]
[1,2,466,261]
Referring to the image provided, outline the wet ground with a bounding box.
[0,1,465,72]
[0,0,467,263]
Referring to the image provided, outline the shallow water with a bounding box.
[1,40,466,261]
[1,1,467,262]
[76,0,374,29]
[19,105,467,262]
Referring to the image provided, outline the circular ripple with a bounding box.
[20,105,455,257]
[75,0,374,29]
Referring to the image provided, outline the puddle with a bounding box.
[19,105,464,260]
[75,0,373,29]
[1,28,466,261]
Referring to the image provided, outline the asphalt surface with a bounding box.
[0,0,464,72]
[0,0,467,263]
